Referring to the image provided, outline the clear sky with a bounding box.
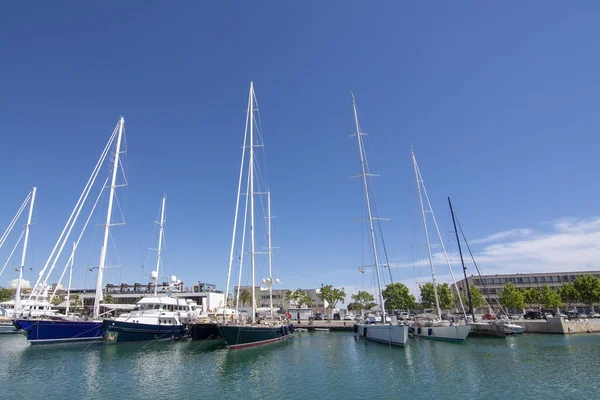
[1,1,600,301]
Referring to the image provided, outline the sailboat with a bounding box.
[0,188,58,319]
[351,94,408,347]
[409,150,471,342]
[447,197,523,337]
[14,117,126,344]
[103,196,201,343]
[217,82,294,349]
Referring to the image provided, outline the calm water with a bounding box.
[0,331,598,399]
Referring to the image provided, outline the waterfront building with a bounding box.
[454,270,600,305]
[233,286,328,311]
[48,281,224,314]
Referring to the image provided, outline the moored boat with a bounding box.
[14,317,103,344]
[349,94,408,347]
[218,318,294,350]
[16,118,126,345]
[103,295,200,343]
[219,82,293,349]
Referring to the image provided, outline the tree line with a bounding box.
[499,274,600,310]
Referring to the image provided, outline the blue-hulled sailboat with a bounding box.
[15,117,126,344]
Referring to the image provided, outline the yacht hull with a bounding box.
[103,319,185,343]
[14,319,104,344]
[188,322,221,341]
[356,324,408,347]
[412,324,471,342]
[218,324,293,349]
[469,322,508,338]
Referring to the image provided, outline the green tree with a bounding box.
[438,283,454,310]
[347,302,362,312]
[0,288,12,302]
[419,282,453,311]
[238,289,252,307]
[468,285,486,308]
[521,287,540,306]
[292,289,313,308]
[351,291,376,313]
[285,290,295,303]
[51,295,62,306]
[382,283,416,311]
[420,282,436,309]
[573,275,600,309]
[539,284,562,309]
[558,283,579,309]
[457,285,486,310]
[103,294,114,304]
[319,285,346,313]
[499,283,525,310]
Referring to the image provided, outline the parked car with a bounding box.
[578,313,589,318]
[398,312,410,320]
[343,314,354,321]
[523,311,543,320]
[323,314,332,320]
[482,313,497,320]
[333,313,341,320]
[314,313,323,320]
[591,313,600,318]
[555,312,568,319]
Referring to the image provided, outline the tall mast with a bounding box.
[65,242,76,315]
[249,82,257,324]
[225,87,251,312]
[411,150,441,318]
[15,186,36,312]
[267,191,273,319]
[448,196,475,322]
[351,94,386,319]
[154,195,167,296]
[94,117,124,319]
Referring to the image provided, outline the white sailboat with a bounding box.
[410,150,471,342]
[0,187,57,318]
[351,94,408,347]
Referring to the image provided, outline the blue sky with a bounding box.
[1,2,600,301]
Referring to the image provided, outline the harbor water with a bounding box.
[0,331,598,399]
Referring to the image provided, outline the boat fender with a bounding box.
[428,328,432,336]
[289,324,294,333]
[353,324,359,333]
[417,327,422,335]
[280,326,285,336]
[284,325,289,335]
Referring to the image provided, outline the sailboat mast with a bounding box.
[225,89,251,312]
[154,196,167,296]
[249,82,257,324]
[94,117,124,319]
[65,242,76,315]
[266,191,274,319]
[351,95,386,319]
[448,196,475,322]
[411,151,441,317]
[15,186,36,313]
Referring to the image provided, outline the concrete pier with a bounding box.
[294,320,355,331]
[513,317,600,334]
